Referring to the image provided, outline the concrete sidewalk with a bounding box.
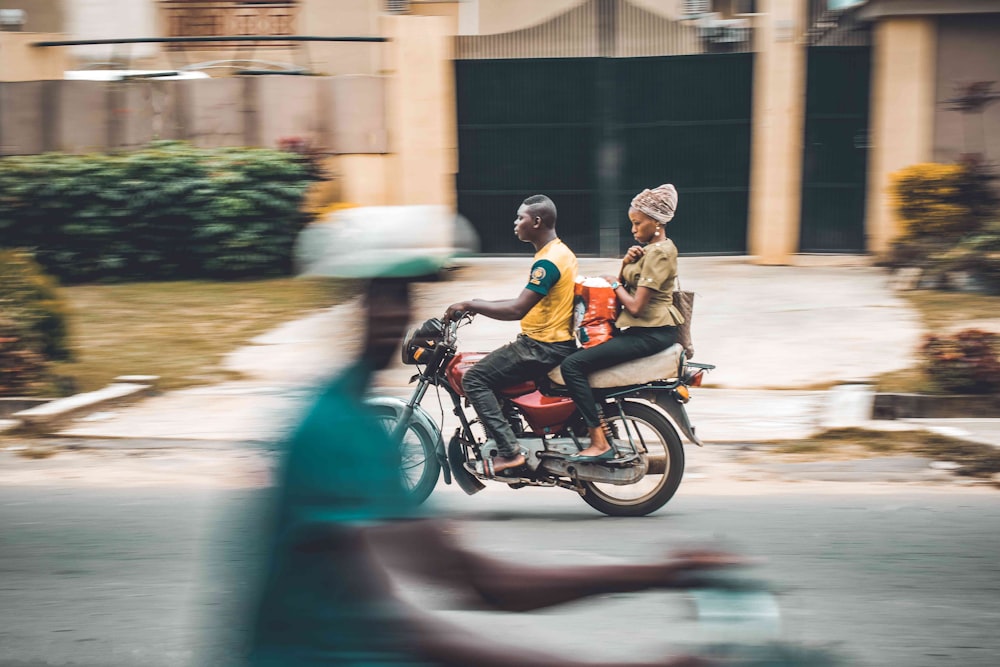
[53,256,1000,448]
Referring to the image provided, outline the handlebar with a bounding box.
[444,311,473,345]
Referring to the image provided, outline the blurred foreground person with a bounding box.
[245,208,843,667]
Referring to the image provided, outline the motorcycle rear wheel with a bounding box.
[369,404,441,505]
[581,401,685,517]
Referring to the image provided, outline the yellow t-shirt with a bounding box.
[616,239,684,329]
[521,238,578,343]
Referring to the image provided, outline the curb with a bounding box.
[2,376,160,435]
[0,398,50,418]
[873,393,1000,420]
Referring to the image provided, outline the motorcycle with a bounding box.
[368,314,714,517]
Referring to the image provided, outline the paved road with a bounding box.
[1,442,998,667]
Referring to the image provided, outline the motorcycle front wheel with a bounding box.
[369,404,441,505]
[581,401,685,517]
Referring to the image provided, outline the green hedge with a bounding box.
[0,142,321,283]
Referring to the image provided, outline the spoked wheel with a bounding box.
[369,404,441,505]
[581,401,685,517]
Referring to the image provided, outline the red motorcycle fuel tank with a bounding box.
[446,352,537,398]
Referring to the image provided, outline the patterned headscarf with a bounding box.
[630,184,678,225]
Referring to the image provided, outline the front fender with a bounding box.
[366,396,451,485]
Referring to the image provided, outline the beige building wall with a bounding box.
[65,0,159,64]
[298,0,383,75]
[866,16,937,254]
[0,0,63,32]
[933,13,1000,163]
[747,0,807,264]
[475,0,581,35]
[0,32,69,81]
[411,0,459,32]
[465,0,686,35]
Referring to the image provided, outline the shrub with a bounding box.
[887,160,1000,293]
[0,249,71,361]
[943,220,1000,293]
[0,322,48,397]
[921,329,1000,394]
[890,162,983,240]
[0,142,322,283]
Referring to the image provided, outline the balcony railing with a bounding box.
[160,1,299,48]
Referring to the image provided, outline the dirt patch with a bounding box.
[0,442,274,489]
[757,427,1000,478]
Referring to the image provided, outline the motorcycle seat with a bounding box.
[547,343,684,389]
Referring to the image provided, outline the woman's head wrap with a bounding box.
[630,184,678,225]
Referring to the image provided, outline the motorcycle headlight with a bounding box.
[401,318,445,365]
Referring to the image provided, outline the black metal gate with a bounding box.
[455,53,753,256]
[455,57,601,255]
[798,46,872,252]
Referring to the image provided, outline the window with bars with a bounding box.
[385,0,411,14]
[683,0,712,16]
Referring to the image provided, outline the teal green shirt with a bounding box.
[247,362,426,667]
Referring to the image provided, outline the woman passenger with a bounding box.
[560,184,684,461]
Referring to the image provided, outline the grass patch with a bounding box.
[873,366,930,395]
[19,446,58,459]
[875,290,1000,394]
[766,427,1000,477]
[899,290,1000,330]
[48,277,353,394]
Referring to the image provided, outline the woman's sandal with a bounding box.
[568,447,617,463]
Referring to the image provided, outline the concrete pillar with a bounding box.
[378,14,457,208]
[746,0,808,265]
[332,155,392,206]
[866,17,937,255]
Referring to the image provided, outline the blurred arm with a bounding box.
[446,288,544,322]
[366,520,742,613]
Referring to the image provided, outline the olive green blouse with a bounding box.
[616,239,684,329]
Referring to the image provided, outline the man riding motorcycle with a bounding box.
[445,194,578,476]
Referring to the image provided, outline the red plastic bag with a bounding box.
[573,277,618,348]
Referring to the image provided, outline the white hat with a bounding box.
[295,205,479,279]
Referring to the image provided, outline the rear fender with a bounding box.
[366,397,452,485]
[638,390,704,447]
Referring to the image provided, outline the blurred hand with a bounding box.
[622,245,644,265]
[444,302,469,322]
[659,549,752,586]
[667,549,749,570]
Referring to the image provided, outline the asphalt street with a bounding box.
[1,442,998,667]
